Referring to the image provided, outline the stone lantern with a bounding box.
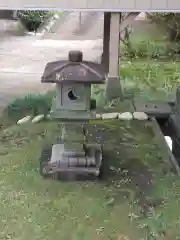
[40,50,106,179]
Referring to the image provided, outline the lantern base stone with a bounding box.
[39,143,103,180]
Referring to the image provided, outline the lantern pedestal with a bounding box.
[40,122,103,180]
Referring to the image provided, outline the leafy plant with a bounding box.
[17,10,52,32]
[4,91,55,122]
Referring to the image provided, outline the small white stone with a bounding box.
[118,112,133,120]
[133,112,148,120]
[32,114,45,123]
[165,136,172,151]
[102,112,118,120]
[96,114,102,119]
[17,116,32,125]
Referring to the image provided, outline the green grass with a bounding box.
[120,60,180,101]
[92,60,180,103]
[0,112,180,239]
[121,33,180,61]
[119,33,180,100]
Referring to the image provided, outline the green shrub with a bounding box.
[4,91,55,122]
[17,10,52,32]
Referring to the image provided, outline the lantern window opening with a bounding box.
[67,88,79,101]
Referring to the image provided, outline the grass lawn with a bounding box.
[92,60,180,107]
[119,32,180,101]
[120,60,180,101]
[0,114,180,240]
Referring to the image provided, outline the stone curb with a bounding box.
[96,112,148,121]
[24,13,61,37]
[17,112,149,125]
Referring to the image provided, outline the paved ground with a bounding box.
[0,14,104,107]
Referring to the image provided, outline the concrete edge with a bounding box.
[24,13,61,37]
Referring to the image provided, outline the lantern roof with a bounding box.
[41,50,106,84]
